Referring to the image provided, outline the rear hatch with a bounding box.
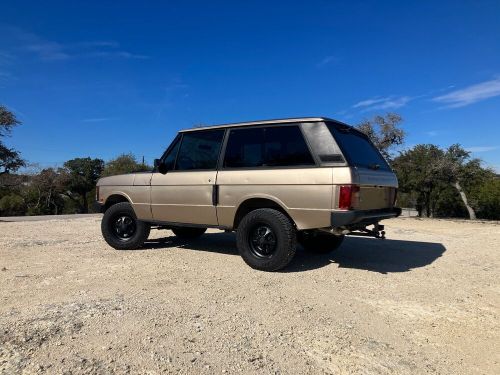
[325,122,398,210]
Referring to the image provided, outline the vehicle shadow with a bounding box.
[143,232,239,256]
[286,236,446,274]
[142,233,446,274]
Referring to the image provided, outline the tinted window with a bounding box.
[264,126,314,166]
[223,126,314,168]
[326,123,390,170]
[162,136,181,170]
[301,122,345,164]
[175,130,224,170]
[224,128,264,168]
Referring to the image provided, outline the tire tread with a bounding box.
[236,208,296,271]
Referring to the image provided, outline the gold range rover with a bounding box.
[95,117,401,271]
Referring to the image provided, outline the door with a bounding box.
[216,125,334,230]
[150,129,225,225]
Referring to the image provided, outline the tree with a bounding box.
[26,168,66,215]
[0,105,25,176]
[392,144,445,217]
[473,177,500,220]
[59,158,104,213]
[356,113,405,161]
[434,145,485,219]
[393,143,494,219]
[0,194,25,216]
[102,153,151,177]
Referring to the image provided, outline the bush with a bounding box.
[474,178,500,220]
[0,194,25,216]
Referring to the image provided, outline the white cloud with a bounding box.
[433,77,500,108]
[465,146,498,153]
[0,70,13,81]
[77,41,120,48]
[82,117,113,123]
[2,26,149,61]
[425,130,439,137]
[0,51,14,64]
[316,55,339,68]
[352,96,412,112]
[25,41,70,61]
[82,51,149,60]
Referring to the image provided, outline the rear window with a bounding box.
[326,122,390,171]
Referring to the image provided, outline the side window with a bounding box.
[264,126,314,166]
[162,136,181,170]
[175,130,224,170]
[223,128,264,168]
[223,125,314,168]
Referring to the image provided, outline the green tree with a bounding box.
[436,144,494,220]
[393,143,494,219]
[472,177,500,220]
[0,105,25,176]
[393,144,445,217]
[356,113,405,161]
[59,158,104,213]
[102,153,151,177]
[0,194,25,216]
[25,168,66,215]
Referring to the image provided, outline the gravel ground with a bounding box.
[0,216,499,374]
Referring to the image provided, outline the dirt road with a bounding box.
[0,217,499,374]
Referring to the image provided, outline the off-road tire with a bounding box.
[171,227,207,239]
[236,208,297,271]
[101,202,151,250]
[298,231,345,254]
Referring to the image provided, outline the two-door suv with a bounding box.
[95,117,401,271]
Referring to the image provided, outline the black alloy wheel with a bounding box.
[112,214,137,241]
[249,224,277,258]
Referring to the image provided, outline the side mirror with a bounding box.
[154,159,168,174]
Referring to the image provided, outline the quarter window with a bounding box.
[223,125,314,168]
[175,130,224,170]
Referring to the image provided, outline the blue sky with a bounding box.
[1,1,499,171]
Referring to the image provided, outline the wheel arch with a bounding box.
[104,193,131,212]
[233,197,296,230]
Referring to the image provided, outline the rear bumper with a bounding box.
[331,207,401,227]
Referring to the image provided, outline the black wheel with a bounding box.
[297,231,344,254]
[171,227,207,239]
[101,202,150,250]
[236,208,296,271]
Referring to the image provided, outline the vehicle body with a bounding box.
[96,117,400,271]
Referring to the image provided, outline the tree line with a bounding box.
[1,105,499,219]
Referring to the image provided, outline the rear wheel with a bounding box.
[298,231,344,254]
[101,202,150,250]
[236,208,296,271]
[171,227,207,239]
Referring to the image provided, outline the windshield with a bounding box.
[326,122,391,171]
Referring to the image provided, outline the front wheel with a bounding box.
[297,231,344,254]
[101,202,150,250]
[236,208,296,271]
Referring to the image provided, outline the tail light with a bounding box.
[338,185,360,210]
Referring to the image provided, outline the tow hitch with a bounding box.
[325,223,386,239]
[349,223,386,239]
